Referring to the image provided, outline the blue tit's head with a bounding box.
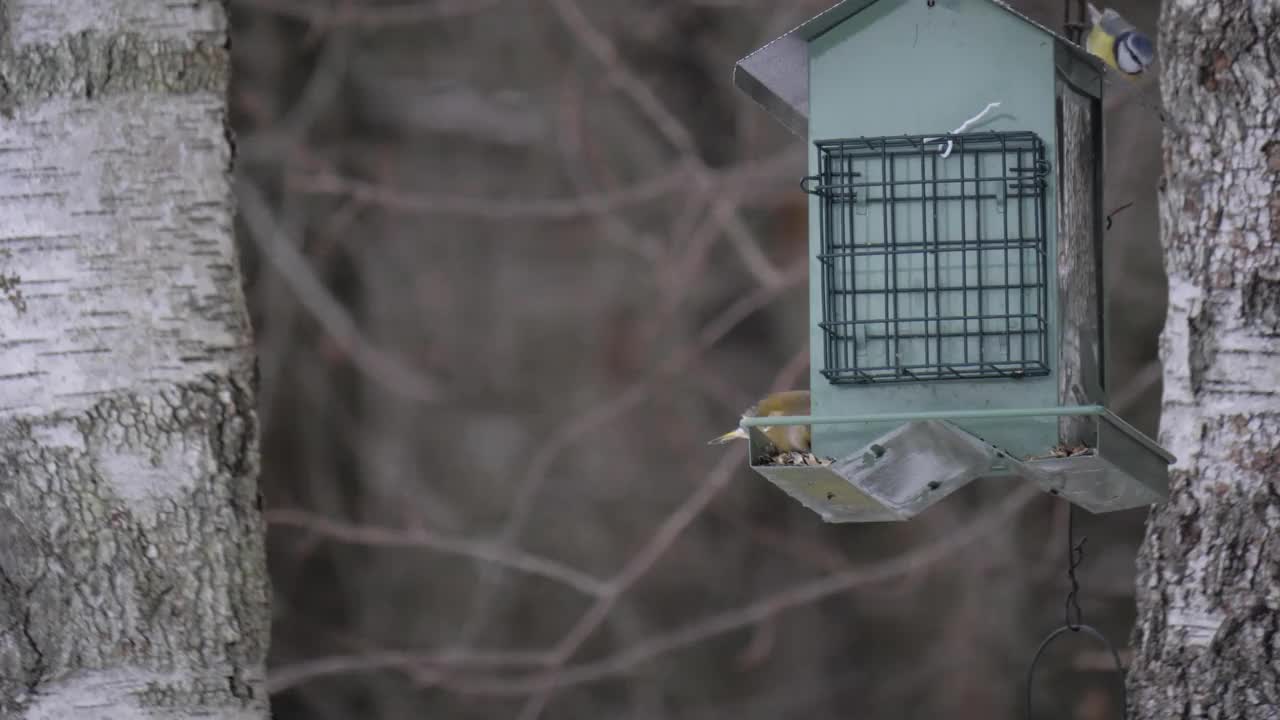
[1116,32,1155,74]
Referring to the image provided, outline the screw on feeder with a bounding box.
[861,443,887,466]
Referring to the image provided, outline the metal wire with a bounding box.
[1024,15,1132,717]
[803,131,1051,385]
[1023,502,1128,720]
[1065,503,1086,631]
[1105,201,1135,230]
[1024,624,1127,720]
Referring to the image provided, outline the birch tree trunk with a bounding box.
[1129,0,1280,717]
[0,2,269,718]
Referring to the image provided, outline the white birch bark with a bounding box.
[1129,0,1280,717]
[0,1,269,717]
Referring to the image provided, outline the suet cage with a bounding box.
[732,0,1173,522]
[808,131,1051,385]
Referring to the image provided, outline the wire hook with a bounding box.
[1064,503,1086,630]
[1024,624,1128,720]
[1023,502,1127,719]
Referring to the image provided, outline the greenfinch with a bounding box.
[708,390,811,452]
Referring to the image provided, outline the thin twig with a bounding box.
[267,509,609,597]
[292,151,797,222]
[451,260,806,654]
[268,648,546,695]
[1110,359,1162,415]
[239,0,506,28]
[267,486,1039,695]
[549,0,784,291]
[1105,200,1136,230]
[236,178,444,403]
[770,343,811,393]
[449,485,1041,696]
[555,63,665,263]
[237,32,351,164]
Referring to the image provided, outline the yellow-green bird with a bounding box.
[708,390,811,453]
[1086,3,1155,76]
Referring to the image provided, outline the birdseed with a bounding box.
[765,451,834,466]
[1027,443,1094,460]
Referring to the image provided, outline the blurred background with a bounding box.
[228,0,1166,717]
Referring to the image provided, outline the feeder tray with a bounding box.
[1021,410,1172,513]
[746,408,1173,523]
[749,421,1000,522]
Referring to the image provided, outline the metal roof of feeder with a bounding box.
[733,0,1104,136]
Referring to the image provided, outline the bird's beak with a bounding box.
[708,428,749,445]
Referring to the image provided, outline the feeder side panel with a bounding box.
[807,0,1059,460]
[1055,77,1106,448]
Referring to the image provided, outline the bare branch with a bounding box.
[450,484,1042,697]
[266,485,1040,695]
[549,0,785,290]
[545,447,743,657]
[236,177,444,403]
[267,509,609,597]
[452,260,806,651]
[289,151,798,222]
[268,647,547,695]
[770,343,810,393]
[292,165,693,221]
[237,0,506,28]
[1111,359,1161,414]
[554,66,666,263]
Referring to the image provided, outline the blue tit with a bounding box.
[708,390,811,452]
[1086,3,1155,76]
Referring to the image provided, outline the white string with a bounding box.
[923,101,1002,158]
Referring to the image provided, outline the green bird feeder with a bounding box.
[732,0,1174,522]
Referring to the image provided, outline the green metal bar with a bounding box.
[740,404,1107,427]
[1101,409,1178,464]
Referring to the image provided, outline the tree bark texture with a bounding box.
[0,2,269,718]
[1130,0,1280,718]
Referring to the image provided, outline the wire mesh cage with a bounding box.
[803,131,1051,385]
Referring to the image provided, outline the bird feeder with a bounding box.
[732,0,1173,522]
